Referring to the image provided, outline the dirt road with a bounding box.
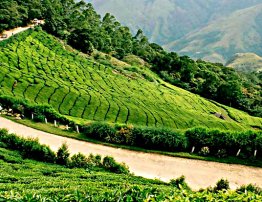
[0,117,261,190]
[0,26,34,41]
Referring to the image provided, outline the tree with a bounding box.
[217,80,243,107]
[68,29,94,54]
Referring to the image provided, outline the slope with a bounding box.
[0,29,261,130]
[226,53,262,73]
[165,4,262,64]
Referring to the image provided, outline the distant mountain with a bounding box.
[226,53,262,73]
[165,4,262,64]
[87,0,262,63]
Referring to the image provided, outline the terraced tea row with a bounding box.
[0,30,261,130]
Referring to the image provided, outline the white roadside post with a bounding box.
[54,120,57,127]
[31,113,34,120]
[191,146,195,153]
[254,150,257,157]
[236,149,241,157]
[76,125,79,133]
[45,118,48,124]
[66,125,69,130]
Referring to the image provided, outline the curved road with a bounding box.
[0,26,32,41]
[0,117,262,190]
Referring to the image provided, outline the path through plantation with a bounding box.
[0,116,261,190]
[0,26,32,41]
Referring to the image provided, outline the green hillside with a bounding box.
[0,29,261,130]
[226,53,262,73]
[164,4,262,64]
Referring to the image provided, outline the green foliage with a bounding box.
[102,156,129,174]
[214,179,230,191]
[56,143,70,165]
[131,127,188,151]
[237,184,262,195]
[153,54,261,117]
[169,175,190,190]
[0,128,55,162]
[83,122,117,142]
[87,153,102,167]
[82,123,262,160]
[68,153,89,169]
[185,127,262,158]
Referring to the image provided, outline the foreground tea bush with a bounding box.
[0,129,129,174]
[0,186,261,202]
[0,128,55,162]
[0,130,261,201]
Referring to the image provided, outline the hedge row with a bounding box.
[82,123,262,159]
[0,129,129,174]
[0,128,55,162]
[0,95,73,125]
[0,95,261,159]
[82,123,187,152]
[186,128,262,158]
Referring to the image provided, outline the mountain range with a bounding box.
[88,0,262,64]
[226,53,262,72]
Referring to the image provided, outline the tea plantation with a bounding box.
[0,29,261,130]
[0,132,261,201]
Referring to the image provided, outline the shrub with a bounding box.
[199,147,210,156]
[0,129,55,163]
[56,143,70,165]
[169,175,190,190]
[132,127,188,151]
[102,156,129,174]
[237,184,262,194]
[69,153,89,169]
[0,95,72,125]
[82,122,116,142]
[185,127,262,158]
[215,149,227,158]
[214,179,230,191]
[87,154,102,167]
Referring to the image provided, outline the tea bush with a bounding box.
[0,129,56,162]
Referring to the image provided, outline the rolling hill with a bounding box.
[165,4,262,64]
[0,29,261,131]
[226,53,262,73]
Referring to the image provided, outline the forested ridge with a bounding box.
[0,0,261,117]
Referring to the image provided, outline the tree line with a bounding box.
[0,0,261,117]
